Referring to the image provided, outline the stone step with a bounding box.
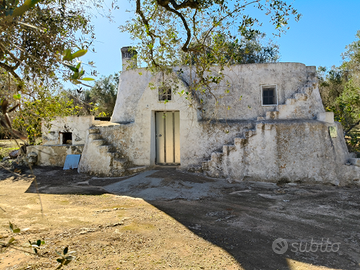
[278,104,295,119]
[91,139,105,146]
[244,129,256,137]
[89,128,100,134]
[88,133,102,140]
[223,145,236,155]
[98,144,114,152]
[295,93,308,101]
[234,137,246,145]
[110,158,128,175]
[211,152,223,162]
[101,144,116,152]
[266,111,279,120]
[202,161,209,171]
[127,166,147,174]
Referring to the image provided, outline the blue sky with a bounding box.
[72,0,360,89]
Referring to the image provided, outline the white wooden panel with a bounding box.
[165,112,174,163]
[155,112,165,164]
[155,111,180,165]
[174,111,180,163]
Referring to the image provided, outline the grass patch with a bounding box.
[0,139,24,159]
[0,146,19,159]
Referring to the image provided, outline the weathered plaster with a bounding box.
[42,116,98,145]
[108,63,328,167]
[28,145,83,166]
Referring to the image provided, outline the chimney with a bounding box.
[121,46,137,70]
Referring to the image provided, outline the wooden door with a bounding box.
[155,111,180,165]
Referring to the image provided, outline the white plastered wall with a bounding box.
[109,63,330,169]
[42,116,97,145]
[128,71,199,166]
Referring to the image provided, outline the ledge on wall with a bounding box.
[317,112,334,124]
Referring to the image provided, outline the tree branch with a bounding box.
[202,0,260,44]
[345,120,360,135]
[160,3,192,52]
[136,0,159,67]
[0,62,22,83]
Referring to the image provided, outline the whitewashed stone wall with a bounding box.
[203,121,359,185]
[42,116,97,145]
[108,63,326,167]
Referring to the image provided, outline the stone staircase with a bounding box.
[79,127,146,176]
[199,77,360,182]
[87,127,129,176]
[201,122,360,182]
[261,79,318,121]
[200,79,319,178]
[201,127,257,178]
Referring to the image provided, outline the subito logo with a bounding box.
[272,238,288,254]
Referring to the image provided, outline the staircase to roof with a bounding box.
[78,126,146,176]
[199,77,360,181]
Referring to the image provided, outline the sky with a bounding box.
[69,0,360,89]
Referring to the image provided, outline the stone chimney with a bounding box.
[121,46,137,70]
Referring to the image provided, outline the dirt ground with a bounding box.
[1,165,360,270]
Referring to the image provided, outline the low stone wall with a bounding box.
[28,145,84,167]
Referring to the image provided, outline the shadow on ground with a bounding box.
[6,166,360,270]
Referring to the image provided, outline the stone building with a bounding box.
[31,47,360,185]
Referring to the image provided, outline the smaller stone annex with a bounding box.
[29,47,360,185]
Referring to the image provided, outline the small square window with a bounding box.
[158,87,171,101]
[61,132,72,145]
[262,86,277,105]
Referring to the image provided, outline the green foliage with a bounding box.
[2,222,74,268]
[318,31,360,152]
[0,0,94,86]
[342,30,360,73]
[12,83,81,144]
[62,48,95,86]
[87,73,119,116]
[121,0,296,116]
[1,222,21,251]
[66,73,119,117]
[181,32,279,66]
[56,246,76,269]
[121,0,298,70]
[28,239,45,254]
[0,0,98,143]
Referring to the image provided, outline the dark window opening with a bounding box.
[262,87,276,105]
[158,87,171,101]
[62,132,72,145]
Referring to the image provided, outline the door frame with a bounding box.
[154,110,180,165]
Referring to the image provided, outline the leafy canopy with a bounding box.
[0,0,99,142]
[121,0,299,115]
[0,0,95,87]
[121,0,300,69]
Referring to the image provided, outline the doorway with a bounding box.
[155,111,180,165]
